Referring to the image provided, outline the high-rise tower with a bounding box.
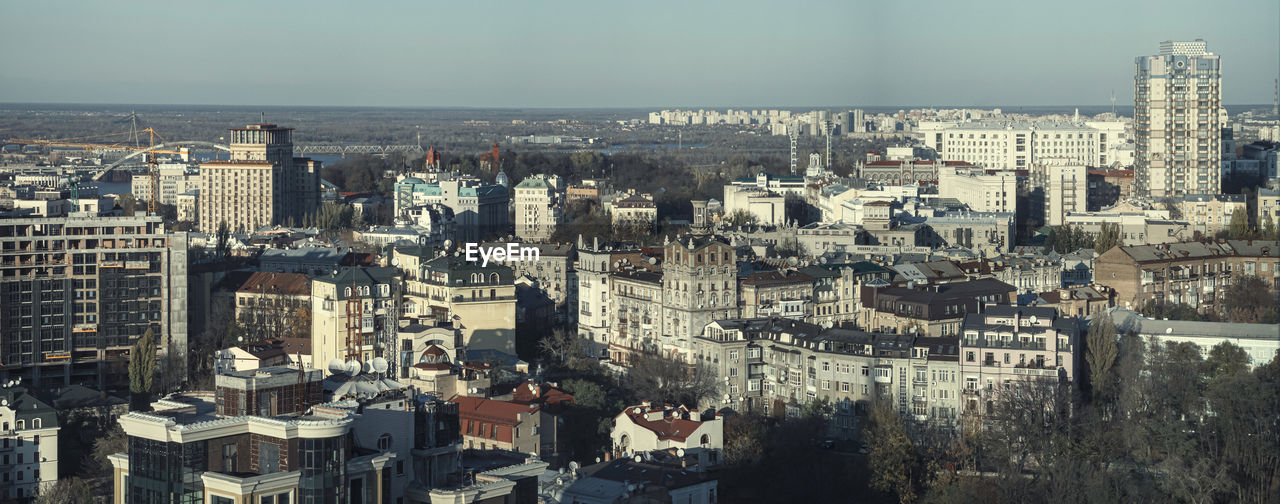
[1134,40,1222,198]
[198,123,321,232]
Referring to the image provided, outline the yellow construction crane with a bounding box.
[7,127,179,215]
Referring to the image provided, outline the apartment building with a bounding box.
[1094,240,1280,312]
[310,267,402,374]
[0,210,188,390]
[936,166,1018,213]
[661,236,739,359]
[609,192,658,229]
[497,242,575,322]
[1175,194,1247,237]
[1135,40,1222,198]
[609,267,664,363]
[1258,188,1280,228]
[197,123,321,232]
[860,278,1017,337]
[400,253,516,356]
[805,262,893,328]
[1032,162,1088,226]
[958,306,1079,415]
[611,402,723,456]
[738,269,813,320]
[575,240,656,359]
[1086,169,1135,210]
[451,396,549,456]
[393,174,509,243]
[917,120,1125,170]
[130,163,198,207]
[514,174,564,242]
[0,386,59,501]
[693,318,963,431]
[920,211,1016,256]
[230,272,311,337]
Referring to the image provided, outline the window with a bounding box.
[222,443,238,472]
[377,434,393,451]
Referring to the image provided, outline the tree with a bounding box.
[1220,275,1279,323]
[87,423,127,478]
[1227,207,1252,239]
[1086,314,1119,401]
[722,413,767,466]
[214,221,231,259]
[35,477,93,504]
[867,400,916,504]
[1260,213,1278,241]
[118,193,137,216]
[627,353,719,407]
[725,208,757,228]
[1203,341,1250,379]
[1094,221,1123,254]
[316,202,355,231]
[538,327,597,372]
[129,328,157,410]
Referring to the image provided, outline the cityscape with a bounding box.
[1,2,1279,504]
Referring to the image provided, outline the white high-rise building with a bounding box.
[514,174,563,241]
[917,120,1126,170]
[1135,40,1222,198]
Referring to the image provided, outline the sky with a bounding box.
[2,0,1277,108]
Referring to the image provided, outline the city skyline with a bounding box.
[1,0,1277,108]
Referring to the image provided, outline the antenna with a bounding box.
[1110,90,1116,117]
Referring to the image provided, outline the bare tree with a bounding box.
[626,353,719,407]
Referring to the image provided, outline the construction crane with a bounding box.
[8,127,179,215]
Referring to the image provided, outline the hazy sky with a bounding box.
[2,0,1277,108]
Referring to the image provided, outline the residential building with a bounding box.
[230,272,311,339]
[1106,307,1279,367]
[1175,194,1247,237]
[1086,169,1135,211]
[608,267,664,363]
[197,123,322,232]
[609,192,658,229]
[575,240,656,359]
[611,402,722,456]
[1135,40,1222,198]
[393,174,509,243]
[176,190,197,222]
[693,318,962,429]
[920,211,1016,256]
[959,306,1079,415]
[936,165,1018,213]
[917,120,1126,170]
[451,396,550,456]
[566,179,606,204]
[514,174,564,242]
[661,236,739,360]
[804,262,893,328]
[562,450,720,504]
[400,252,517,356]
[0,210,189,390]
[310,267,402,373]
[1033,161,1088,226]
[260,247,346,276]
[1257,188,1280,228]
[1093,240,1280,312]
[130,163,199,207]
[860,278,1017,336]
[1030,285,1111,318]
[498,242,575,323]
[0,386,59,501]
[1063,211,1189,245]
[738,270,814,320]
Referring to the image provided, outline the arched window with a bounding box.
[700,434,710,447]
[344,287,352,297]
[490,273,500,284]
[32,419,40,429]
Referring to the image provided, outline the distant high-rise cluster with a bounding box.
[1135,39,1222,198]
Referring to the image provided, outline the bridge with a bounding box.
[293,144,424,156]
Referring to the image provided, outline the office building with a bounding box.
[514,174,564,242]
[197,123,321,233]
[1134,40,1222,198]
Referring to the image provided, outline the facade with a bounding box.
[608,267,664,363]
[1086,169,1135,211]
[499,242,575,322]
[131,164,199,207]
[309,267,402,373]
[1106,307,1279,367]
[738,270,814,320]
[575,242,655,359]
[959,306,1079,415]
[1175,194,1247,237]
[0,212,189,390]
[0,386,59,501]
[451,395,545,454]
[393,174,509,243]
[609,192,658,229]
[176,190,198,223]
[860,160,963,185]
[1034,162,1088,226]
[860,278,1017,337]
[1258,188,1280,228]
[660,237,739,360]
[197,123,321,232]
[722,185,786,226]
[400,253,516,356]
[514,174,564,242]
[693,318,963,428]
[921,211,1015,256]
[1093,240,1280,312]
[231,272,311,339]
[936,166,1018,213]
[1062,211,1189,245]
[1134,40,1222,198]
[917,120,1126,170]
[611,402,722,456]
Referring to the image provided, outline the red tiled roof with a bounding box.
[236,271,311,297]
[511,382,575,407]
[451,396,539,444]
[620,405,706,442]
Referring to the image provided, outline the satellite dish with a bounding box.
[0,399,7,406]
[676,448,686,457]
[634,455,643,463]
[327,358,346,374]
[363,361,374,373]
[1028,316,1038,325]
[648,257,657,265]
[569,461,580,472]
[443,239,453,249]
[1165,327,1173,334]
[372,357,389,374]
[595,457,602,463]
[391,258,400,267]
[345,360,362,376]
